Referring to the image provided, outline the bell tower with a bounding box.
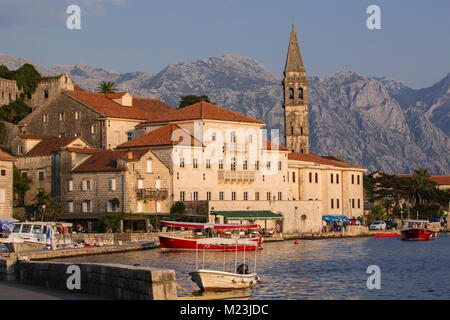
[283,24,309,154]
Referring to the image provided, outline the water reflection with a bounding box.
[52,233,450,299]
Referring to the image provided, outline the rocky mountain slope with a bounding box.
[0,53,448,174]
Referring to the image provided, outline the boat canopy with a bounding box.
[195,238,256,247]
[210,210,283,220]
[322,215,351,222]
[159,220,258,230]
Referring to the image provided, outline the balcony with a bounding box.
[218,170,255,183]
[136,188,169,201]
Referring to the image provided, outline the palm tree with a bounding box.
[408,168,437,205]
[96,81,118,94]
[382,198,393,217]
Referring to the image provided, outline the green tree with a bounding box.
[31,191,60,221]
[372,172,409,216]
[381,198,393,217]
[178,95,211,109]
[368,205,384,222]
[170,201,186,214]
[408,168,437,205]
[0,98,32,124]
[13,166,30,207]
[96,80,118,94]
[0,121,7,145]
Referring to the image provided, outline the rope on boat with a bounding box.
[176,282,194,296]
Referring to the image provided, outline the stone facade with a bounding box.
[26,73,74,110]
[283,24,309,154]
[0,78,21,106]
[0,152,15,216]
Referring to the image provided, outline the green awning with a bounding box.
[210,211,283,220]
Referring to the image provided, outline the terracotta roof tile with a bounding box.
[116,124,202,149]
[395,174,450,186]
[65,147,106,154]
[64,90,158,120]
[72,149,149,173]
[132,97,174,114]
[0,150,15,161]
[25,137,78,156]
[139,101,264,125]
[288,152,351,168]
[18,132,54,140]
[262,140,288,151]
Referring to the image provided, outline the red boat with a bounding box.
[401,220,437,241]
[158,220,263,252]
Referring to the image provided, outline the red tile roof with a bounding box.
[18,132,54,140]
[395,174,450,186]
[288,152,351,168]
[65,147,106,154]
[72,149,149,173]
[262,140,288,151]
[73,85,86,92]
[132,97,174,114]
[105,92,128,99]
[64,90,159,120]
[0,150,15,161]
[116,124,202,149]
[139,101,264,125]
[25,137,78,156]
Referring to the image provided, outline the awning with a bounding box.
[0,215,18,223]
[211,211,283,220]
[322,215,351,222]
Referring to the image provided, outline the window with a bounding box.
[337,199,340,209]
[255,161,259,170]
[330,174,334,184]
[91,125,96,135]
[193,158,198,169]
[278,192,282,201]
[249,135,253,143]
[231,157,236,171]
[75,111,80,120]
[82,200,92,213]
[86,180,91,190]
[232,192,236,201]
[180,191,185,201]
[180,158,185,168]
[1,170,5,176]
[289,88,294,99]
[358,199,361,208]
[109,179,116,191]
[193,192,198,201]
[331,199,334,209]
[352,199,355,209]
[58,133,65,138]
[266,161,271,170]
[267,192,271,201]
[67,201,74,213]
[18,145,23,155]
[59,112,64,121]
[230,131,236,142]
[291,127,294,135]
[292,172,296,183]
[218,159,223,170]
[146,160,152,173]
[212,132,216,141]
[336,174,339,184]
[243,192,248,201]
[127,132,133,141]
[206,159,211,169]
[206,192,211,201]
[278,161,282,171]
[309,172,312,183]
[357,175,360,185]
[219,192,224,201]
[44,90,49,99]
[107,200,118,213]
[301,127,303,135]
[75,132,81,137]
[298,87,303,99]
[68,180,73,192]
[177,172,179,180]
[203,173,205,181]
[138,179,144,189]
[255,192,260,201]
[315,173,318,183]
[43,114,48,123]
[38,171,44,181]
[351,174,354,184]
[243,160,248,170]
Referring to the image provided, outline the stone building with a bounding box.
[284,24,309,154]
[0,149,16,217]
[59,147,171,217]
[13,134,90,205]
[0,78,21,106]
[18,88,174,150]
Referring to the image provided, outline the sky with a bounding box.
[0,0,449,88]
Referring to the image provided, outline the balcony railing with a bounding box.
[136,188,169,201]
[218,170,255,183]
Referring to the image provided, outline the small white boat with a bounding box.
[189,238,261,292]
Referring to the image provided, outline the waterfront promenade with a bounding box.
[0,282,99,300]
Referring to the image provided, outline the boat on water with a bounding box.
[158,220,262,252]
[401,219,437,241]
[0,221,73,252]
[189,238,261,292]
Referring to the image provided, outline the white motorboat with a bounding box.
[0,221,73,252]
[189,238,261,292]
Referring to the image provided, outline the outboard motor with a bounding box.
[237,263,249,274]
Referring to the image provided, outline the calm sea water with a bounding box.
[53,233,450,299]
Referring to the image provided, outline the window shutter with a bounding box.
[82,201,87,212]
[68,180,73,191]
[147,160,152,173]
[155,180,161,189]
[138,179,144,189]
[107,201,111,213]
[111,179,116,191]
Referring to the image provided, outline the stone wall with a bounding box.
[63,232,158,245]
[17,260,177,300]
[0,258,17,281]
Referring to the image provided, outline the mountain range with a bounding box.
[0,53,448,174]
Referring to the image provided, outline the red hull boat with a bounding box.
[375,233,398,238]
[158,220,263,252]
[401,219,437,241]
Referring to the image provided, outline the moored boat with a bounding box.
[401,219,437,241]
[158,220,262,252]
